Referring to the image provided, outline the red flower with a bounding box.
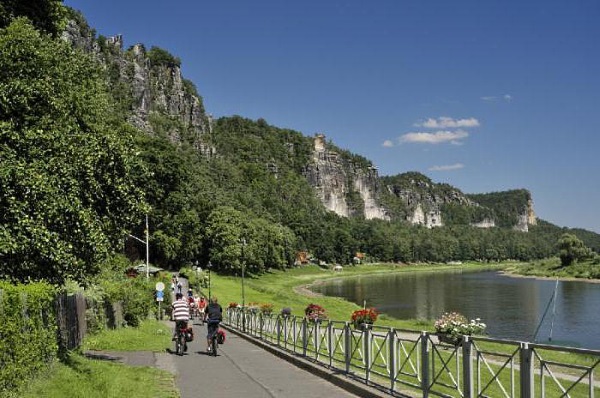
[351,308,379,324]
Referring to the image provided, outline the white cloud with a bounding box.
[481,94,513,102]
[415,117,480,129]
[382,140,394,148]
[400,129,469,144]
[429,163,465,171]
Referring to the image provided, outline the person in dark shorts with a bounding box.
[205,296,223,352]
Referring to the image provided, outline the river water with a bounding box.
[310,269,600,350]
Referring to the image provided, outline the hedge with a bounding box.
[0,281,57,394]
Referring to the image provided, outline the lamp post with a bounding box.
[207,261,212,301]
[127,214,150,279]
[194,260,201,293]
[241,238,247,332]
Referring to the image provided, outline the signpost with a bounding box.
[156,282,165,319]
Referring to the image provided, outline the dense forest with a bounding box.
[1,1,599,286]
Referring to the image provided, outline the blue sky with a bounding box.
[64,0,600,233]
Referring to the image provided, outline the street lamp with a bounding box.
[127,214,150,279]
[207,261,212,301]
[194,260,201,293]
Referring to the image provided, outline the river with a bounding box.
[310,269,600,350]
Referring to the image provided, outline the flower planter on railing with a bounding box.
[436,332,463,346]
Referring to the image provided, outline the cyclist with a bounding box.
[205,296,223,352]
[171,292,190,343]
[197,296,207,322]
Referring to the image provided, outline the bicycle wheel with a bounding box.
[177,334,186,356]
[211,335,218,356]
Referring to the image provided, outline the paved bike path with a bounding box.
[171,317,374,398]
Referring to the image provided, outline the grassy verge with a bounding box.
[505,257,600,280]
[20,354,177,398]
[82,319,172,352]
[20,320,177,398]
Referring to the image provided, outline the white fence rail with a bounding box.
[225,308,600,398]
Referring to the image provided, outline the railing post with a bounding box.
[327,321,334,367]
[314,321,320,359]
[389,328,397,392]
[345,322,352,374]
[462,336,473,398]
[292,316,297,352]
[302,318,308,356]
[276,315,281,346]
[520,343,534,398]
[421,332,430,398]
[364,326,371,382]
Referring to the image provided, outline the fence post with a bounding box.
[276,315,281,346]
[520,343,534,398]
[328,321,334,367]
[364,327,371,382]
[421,332,430,398]
[462,336,473,398]
[314,321,320,359]
[389,328,397,392]
[302,318,308,356]
[345,322,352,374]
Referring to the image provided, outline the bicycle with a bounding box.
[207,319,220,356]
[174,321,188,356]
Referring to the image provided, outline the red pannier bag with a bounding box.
[216,329,226,344]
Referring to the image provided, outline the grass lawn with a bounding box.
[20,354,177,398]
[19,320,177,398]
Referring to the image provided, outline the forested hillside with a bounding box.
[1,2,599,285]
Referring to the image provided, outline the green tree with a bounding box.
[558,233,592,267]
[0,20,144,283]
[0,0,65,36]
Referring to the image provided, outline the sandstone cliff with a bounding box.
[62,16,212,154]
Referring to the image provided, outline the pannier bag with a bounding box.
[185,327,194,342]
[217,329,226,344]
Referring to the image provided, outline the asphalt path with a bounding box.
[170,317,363,398]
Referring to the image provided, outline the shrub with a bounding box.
[0,282,57,395]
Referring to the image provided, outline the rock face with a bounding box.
[61,17,212,154]
[303,134,389,220]
[513,199,538,232]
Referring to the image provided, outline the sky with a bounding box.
[63,0,600,233]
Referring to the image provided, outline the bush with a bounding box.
[0,282,57,395]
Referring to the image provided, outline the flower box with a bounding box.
[434,312,486,346]
[351,307,378,329]
[305,303,327,322]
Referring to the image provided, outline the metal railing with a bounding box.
[225,308,600,398]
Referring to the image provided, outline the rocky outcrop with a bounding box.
[303,134,389,220]
[513,199,537,232]
[471,218,496,228]
[61,17,212,153]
